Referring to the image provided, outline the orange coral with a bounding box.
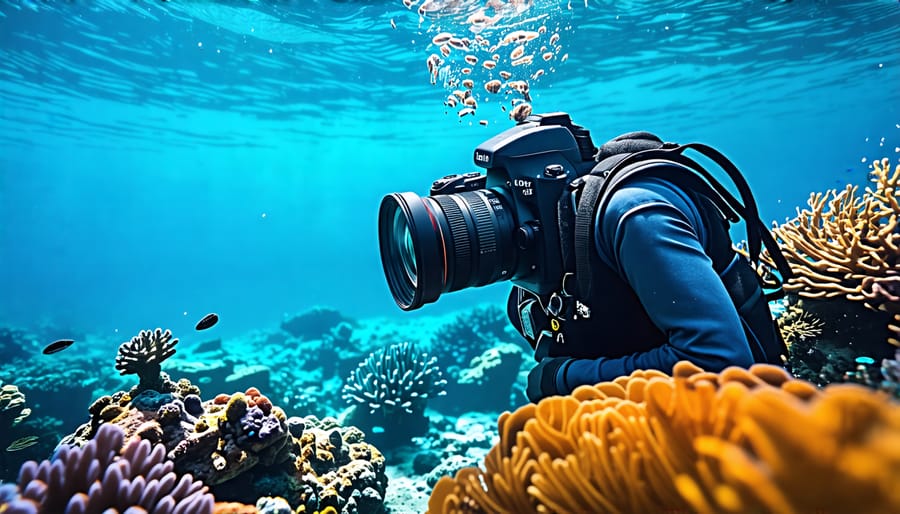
[213,502,258,514]
[770,157,899,305]
[427,361,900,514]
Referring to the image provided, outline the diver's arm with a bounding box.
[559,198,755,392]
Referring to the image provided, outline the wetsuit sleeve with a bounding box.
[561,186,755,392]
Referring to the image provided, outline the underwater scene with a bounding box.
[1,0,899,513]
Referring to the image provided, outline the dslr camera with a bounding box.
[378,112,598,310]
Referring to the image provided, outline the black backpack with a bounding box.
[543,131,794,366]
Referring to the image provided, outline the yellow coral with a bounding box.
[769,157,899,306]
[224,392,248,423]
[427,361,900,514]
[776,302,825,348]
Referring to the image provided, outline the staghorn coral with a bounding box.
[116,328,179,394]
[770,157,899,305]
[427,360,900,514]
[0,423,214,514]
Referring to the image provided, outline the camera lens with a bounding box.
[378,189,517,311]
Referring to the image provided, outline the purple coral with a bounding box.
[115,328,178,393]
[0,423,214,514]
[238,405,285,444]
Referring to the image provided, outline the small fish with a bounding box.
[371,426,385,434]
[43,339,74,355]
[6,436,39,452]
[855,356,876,365]
[195,313,219,331]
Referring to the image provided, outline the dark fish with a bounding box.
[6,436,39,452]
[195,313,219,331]
[43,339,74,355]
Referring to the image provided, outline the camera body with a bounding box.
[378,112,597,310]
[430,112,597,295]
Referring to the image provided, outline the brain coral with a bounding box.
[427,360,900,514]
[0,423,214,514]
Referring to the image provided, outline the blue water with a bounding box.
[1,0,898,340]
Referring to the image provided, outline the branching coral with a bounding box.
[770,157,899,305]
[776,303,825,350]
[342,342,448,448]
[115,328,179,393]
[342,342,447,417]
[427,361,900,514]
[0,423,214,514]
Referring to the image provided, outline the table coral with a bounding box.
[0,423,214,514]
[115,328,179,393]
[427,360,900,514]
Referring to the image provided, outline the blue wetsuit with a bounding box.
[512,168,783,400]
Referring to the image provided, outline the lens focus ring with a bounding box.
[461,191,497,256]
[434,195,472,290]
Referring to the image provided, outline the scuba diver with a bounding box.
[378,112,792,403]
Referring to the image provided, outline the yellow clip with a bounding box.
[550,318,560,331]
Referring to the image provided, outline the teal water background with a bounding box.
[1,0,898,340]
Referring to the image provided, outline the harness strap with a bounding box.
[571,143,793,299]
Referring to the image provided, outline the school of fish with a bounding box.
[399,0,571,123]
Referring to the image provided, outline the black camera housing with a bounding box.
[435,112,597,294]
[378,112,597,311]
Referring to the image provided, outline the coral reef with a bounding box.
[281,415,387,513]
[0,380,37,477]
[0,423,214,514]
[766,158,900,384]
[430,305,514,370]
[427,360,900,514]
[776,302,825,350]
[434,343,525,414]
[0,326,37,362]
[115,328,179,394]
[0,381,31,432]
[281,307,354,341]
[771,157,898,304]
[62,385,386,513]
[342,342,447,448]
